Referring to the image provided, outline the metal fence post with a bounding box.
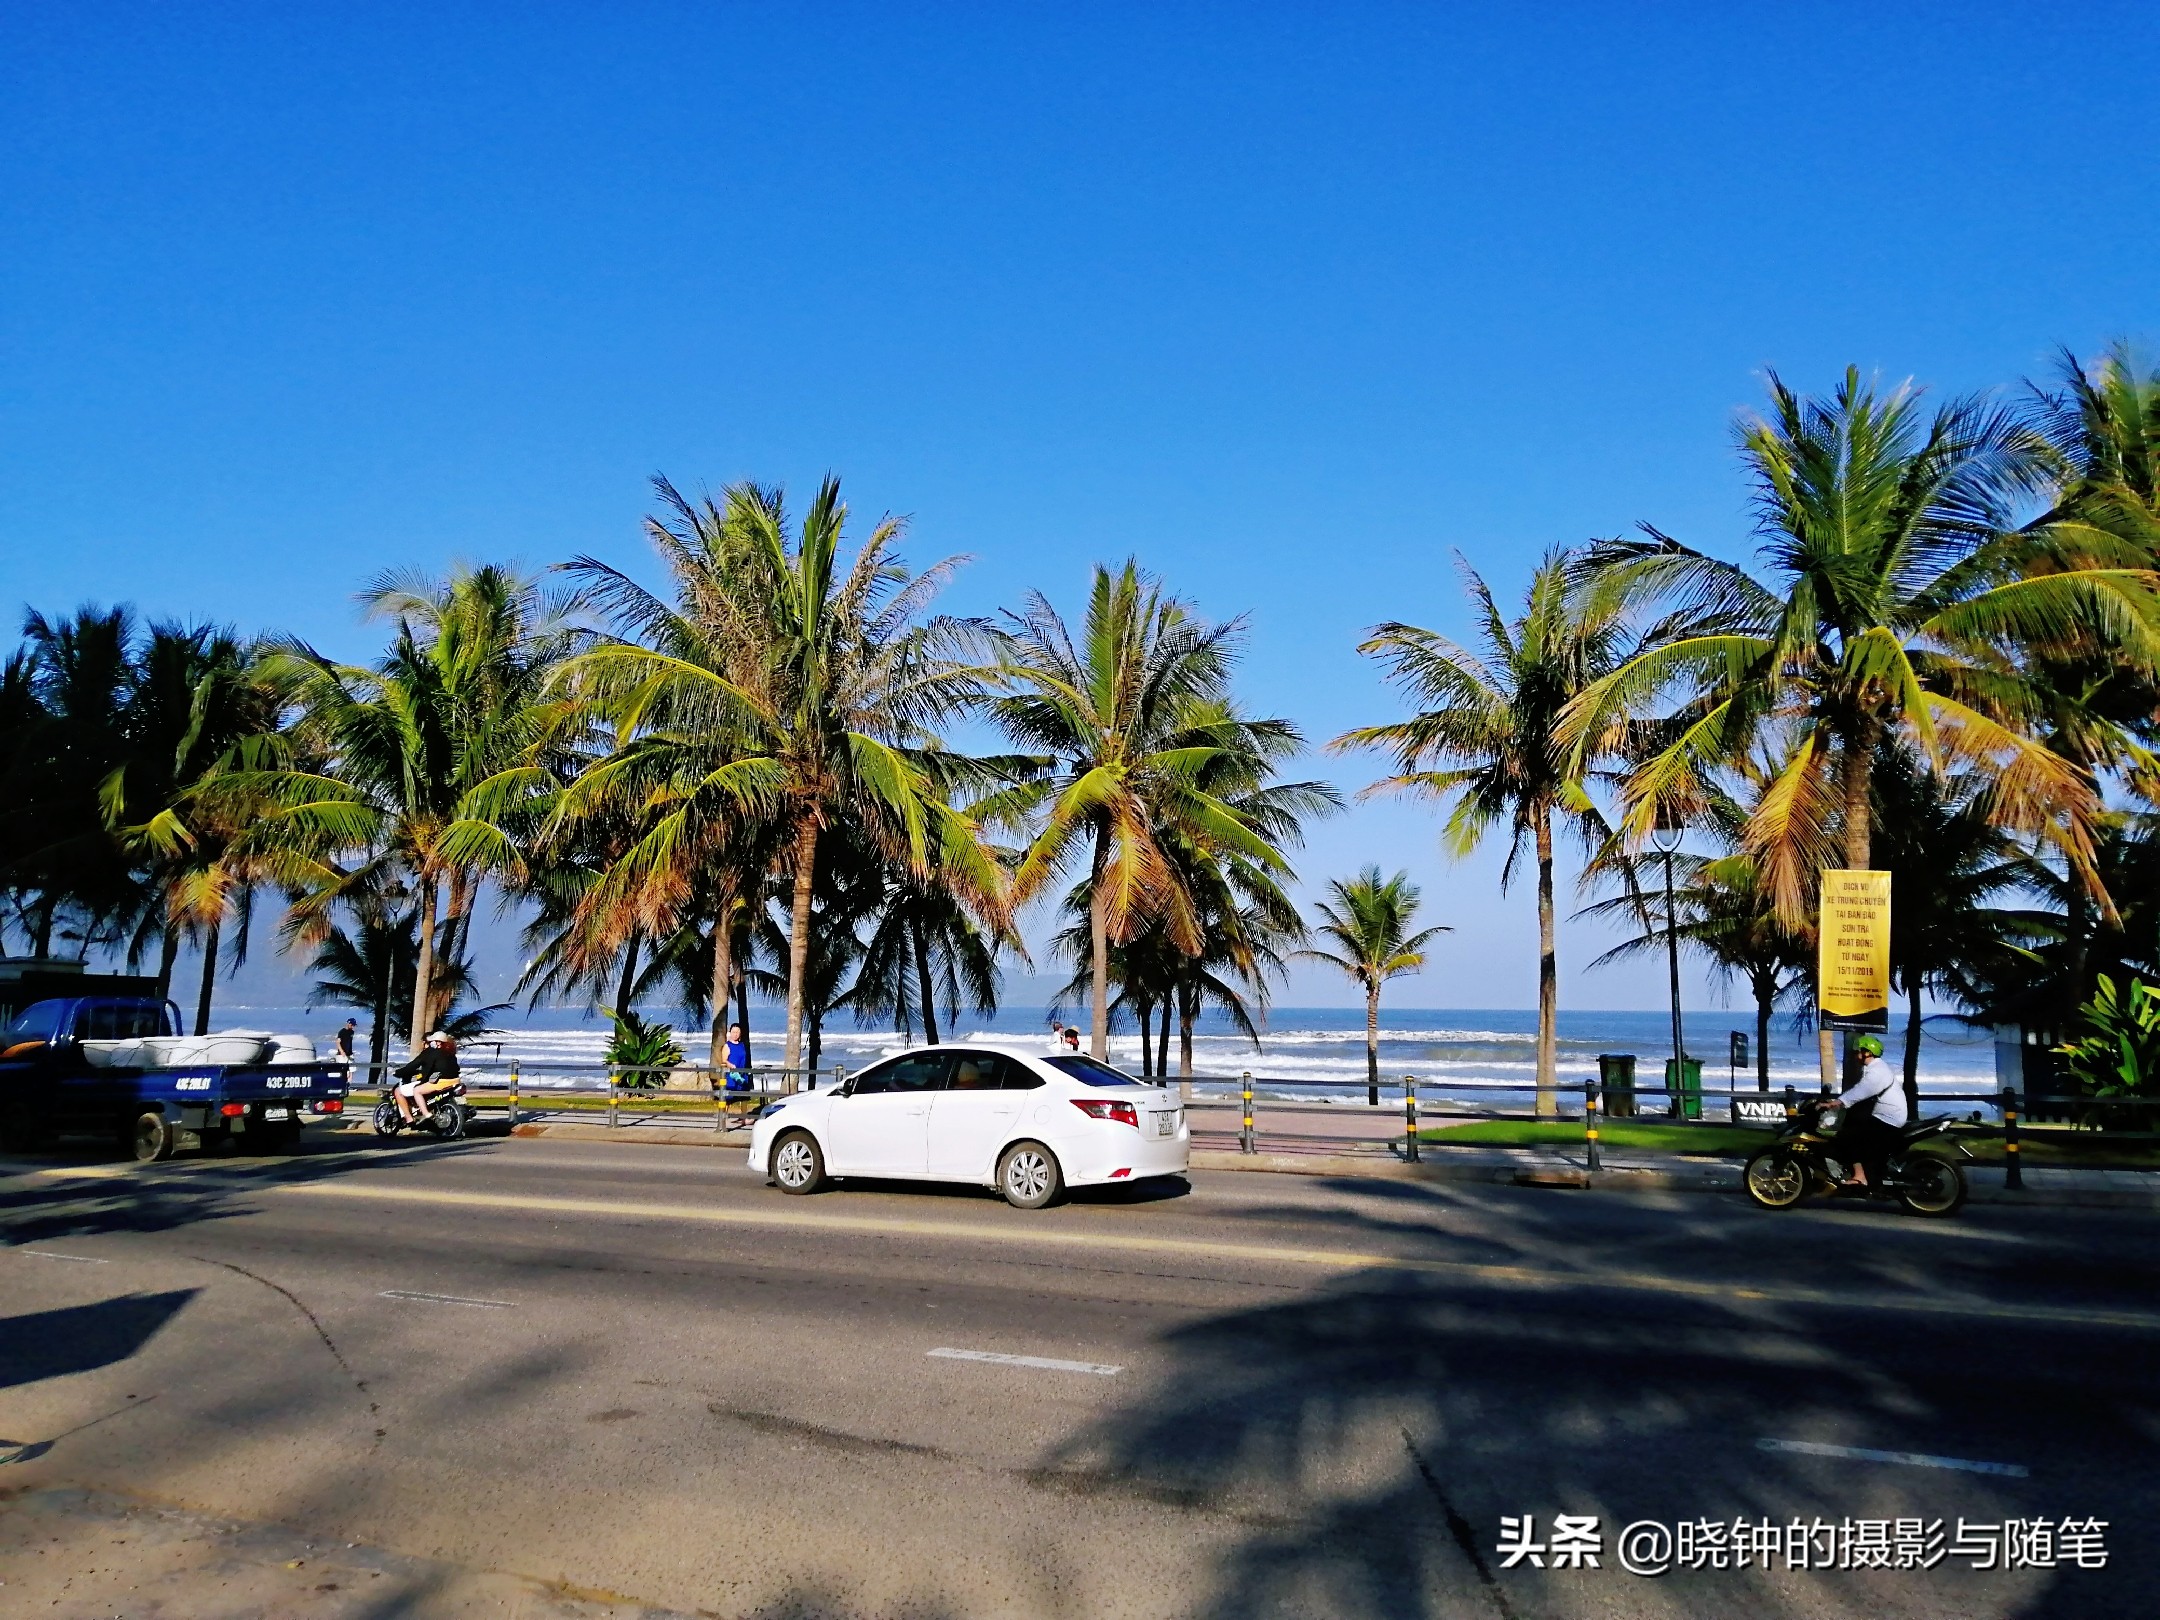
[833,1065,845,1095]
[1783,1083,1797,1121]
[1404,1074,1420,1164]
[2002,1086,2023,1190]
[1240,1072,1255,1155]
[1584,1076,1601,1172]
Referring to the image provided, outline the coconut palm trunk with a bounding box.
[1534,807,1558,1117]
[1753,974,1774,1091]
[1155,1008,1169,1078]
[783,818,820,1078]
[614,929,642,1016]
[1178,987,1197,1101]
[193,913,222,1036]
[155,924,179,1003]
[708,897,735,1068]
[1364,982,1381,1107]
[409,876,439,1050]
[912,916,940,1044]
[1089,823,1111,1060]
[1902,977,1924,1114]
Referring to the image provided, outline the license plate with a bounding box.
[1153,1112,1175,1137]
[263,1107,291,1121]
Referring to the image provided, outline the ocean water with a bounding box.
[222,1001,2002,1105]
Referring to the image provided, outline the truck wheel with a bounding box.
[129,1110,175,1164]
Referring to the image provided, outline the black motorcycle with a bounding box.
[1743,1097,1973,1217]
[372,1079,470,1141]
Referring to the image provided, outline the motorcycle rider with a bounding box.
[1834,1032,1904,1189]
[392,1031,460,1124]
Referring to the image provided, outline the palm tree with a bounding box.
[1337,549,1640,1116]
[1873,749,2049,1113]
[559,475,1001,1076]
[240,565,588,1050]
[1565,368,2160,1083]
[306,902,506,1048]
[993,562,1304,1059]
[1299,868,1449,1105]
[4,606,140,959]
[103,623,284,1029]
[2015,343,2160,1011]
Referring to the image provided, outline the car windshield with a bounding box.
[1045,1054,1144,1088]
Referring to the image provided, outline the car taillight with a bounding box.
[1071,1099,1139,1128]
[320,1098,343,1113]
[219,1103,246,1117]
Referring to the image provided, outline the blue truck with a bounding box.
[0,995,349,1161]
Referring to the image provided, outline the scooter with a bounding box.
[1743,1096,1972,1216]
[372,1079,469,1141]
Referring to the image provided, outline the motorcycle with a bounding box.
[1743,1096,1973,1217]
[372,1079,470,1141]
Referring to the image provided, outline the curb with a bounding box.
[323,1121,2160,1209]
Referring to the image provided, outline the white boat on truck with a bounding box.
[0,995,348,1161]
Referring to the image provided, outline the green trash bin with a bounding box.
[1665,1057,1703,1120]
[1597,1053,1637,1120]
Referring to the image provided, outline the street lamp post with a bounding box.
[1650,822,1685,1118]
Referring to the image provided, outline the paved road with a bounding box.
[1,1133,2153,1618]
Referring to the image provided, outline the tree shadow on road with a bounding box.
[0,1288,197,1391]
[1036,1196,2155,1619]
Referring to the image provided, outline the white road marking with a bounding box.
[379,1289,512,1309]
[17,1249,107,1263]
[1758,1437,2028,1478]
[928,1346,1122,1376]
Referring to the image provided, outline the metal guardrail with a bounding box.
[343,1059,845,1135]
[335,1052,2160,1187]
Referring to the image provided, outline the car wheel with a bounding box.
[129,1110,175,1164]
[771,1130,824,1195]
[996,1141,1062,1210]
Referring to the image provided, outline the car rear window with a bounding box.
[1045,1055,1144,1088]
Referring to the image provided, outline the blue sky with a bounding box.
[4,4,2155,1013]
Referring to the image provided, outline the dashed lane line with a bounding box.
[16,1248,107,1263]
[1758,1438,2030,1478]
[928,1347,1122,1376]
[18,1173,2143,1334]
[380,1289,513,1309]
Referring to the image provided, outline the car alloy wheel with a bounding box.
[998,1142,1060,1210]
[772,1132,823,1194]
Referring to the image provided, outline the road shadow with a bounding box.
[0,1288,197,1390]
[0,1135,492,1246]
[1037,1199,2157,1619]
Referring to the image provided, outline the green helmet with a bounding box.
[1852,1034,1884,1058]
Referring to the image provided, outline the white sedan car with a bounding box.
[748,1043,1189,1208]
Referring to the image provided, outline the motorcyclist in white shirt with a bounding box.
[1835,1033,1906,1188]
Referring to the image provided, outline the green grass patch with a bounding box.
[1420,1119,1766,1156]
[1418,1117,2160,1169]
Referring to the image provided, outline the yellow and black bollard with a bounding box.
[1404,1075,1420,1163]
[2003,1086,2023,1190]
[1584,1076,1601,1172]
[508,1058,520,1126]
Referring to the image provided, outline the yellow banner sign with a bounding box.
[1819,869,1891,1029]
